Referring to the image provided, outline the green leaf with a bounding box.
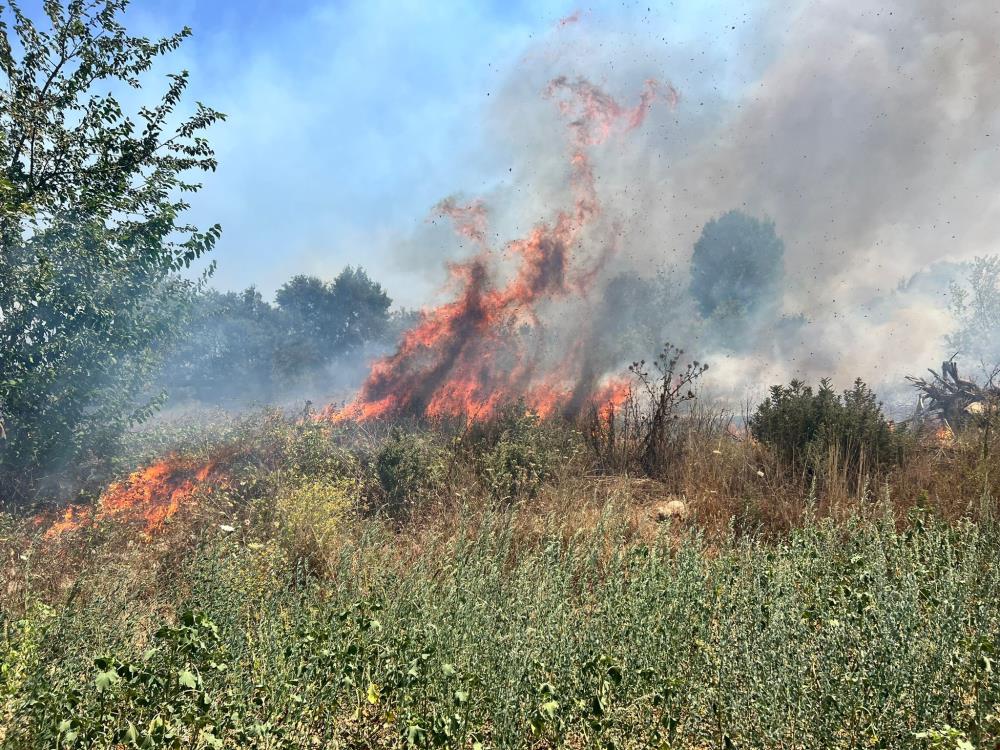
[406,724,426,747]
[95,670,119,691]
[540,700,559,719]
[178,669,199,689]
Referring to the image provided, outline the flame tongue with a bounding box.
[329,77,674,424]
[43,456,219,538]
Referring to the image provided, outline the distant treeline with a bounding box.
[159,268,418,406]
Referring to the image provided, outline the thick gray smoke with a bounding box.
[423,0,1000,405]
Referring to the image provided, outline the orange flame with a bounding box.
[590,377,632,421]
[325,77,675,425]
[42,456,220,539]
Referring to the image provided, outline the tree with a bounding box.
[947,255,1000,374]
[689,210,784,322]
[0,1,224,505]
[749,378,904,481]
[275,267,390,356]
[328,266,391,351]
[589,269,692,369]
[158,269,396,408]
[274,275,333,374]
[159,288,285,406]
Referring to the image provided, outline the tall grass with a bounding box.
[2,408,999,748]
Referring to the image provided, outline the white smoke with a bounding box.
[444,0,1000,402]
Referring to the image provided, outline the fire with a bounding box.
[326,77,675,425]
[42,456,220,539]
[934,424,955,444]
[590,377,633,420]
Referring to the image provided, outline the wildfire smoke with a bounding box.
[325,77,675,424]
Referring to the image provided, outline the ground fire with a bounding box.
[41,456,222,539]
[36,77,677,540]
[323,77,676,425]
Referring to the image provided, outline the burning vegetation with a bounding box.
[324,77,675,425]
[41,456,224,539]
[8,3,1000,748]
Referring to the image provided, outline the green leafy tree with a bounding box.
[159,269,396,407]
[160,288,285,405]
[328,266,392,351]
[0,1,224,504]
[689,211,784,346]
[275,267,391,360]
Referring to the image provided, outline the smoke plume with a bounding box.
[513,2,997,398]
[335,0,1000,416]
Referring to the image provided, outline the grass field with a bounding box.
[2,409,999,749]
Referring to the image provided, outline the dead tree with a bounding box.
[906,358,1000,435]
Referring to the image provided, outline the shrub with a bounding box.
[478,407,562,503]
[6,610,264,748]
[6,511,1000,748]
[372,429,446,517]
[0,601,56,736]
[585,344,707,482]
[276,477,352,568]
[750,378,906,480]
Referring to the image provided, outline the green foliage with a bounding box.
[276,267,390,360]
[158,268,395,406]
[0,0,224,504]
[275,477,352,570]
[690,210,784,318]
[947,255,1000,374]
[11,610,267,748]
[1,601,56,732]
[915,725,974,750]
[5,512,1000,748]
[750,377,906,478]
[477,405,566,503]
[159,287,287,405]
[373,428,446,517]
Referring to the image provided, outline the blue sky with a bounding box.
[116,0,770,306]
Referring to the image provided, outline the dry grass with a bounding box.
[5,406,999,622]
